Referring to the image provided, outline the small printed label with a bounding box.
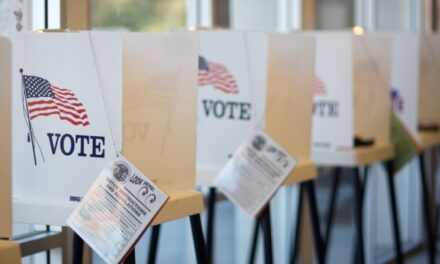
[67,155,168,264]
[214,130,296,217]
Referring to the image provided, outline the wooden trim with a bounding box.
[60,0,91,30]
[434,0,439,31]
[302,0,315,29]
[212,0,229,28]
[0,38,12,239]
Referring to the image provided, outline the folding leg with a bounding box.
[190,214,209,264]
[147,225,161,264]
[361,166,369,204]
[46,225,51,264]
[435,146,440,240]
[206,187,217,264]
[352,167,365,264]
[323,167,341,256]
[289,184,304,264]
[72,233,84,264]
[419,152,436,264]
[248,218,260,264]
[304,181,325,264]
[384,160,403,264]
[125,248,136,264]
[259,205,273,264]
[353,166,371,263]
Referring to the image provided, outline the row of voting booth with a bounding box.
[0,29,439,264]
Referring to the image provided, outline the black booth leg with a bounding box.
[384,160,403,264]
[352,167,365,264]
[125,248,136,264]
[206,187,217,264]
[304,181,325,264]
[72,233,84,264]
[435,146,440,241]
[419,152,436,264]
[289,184,304,264]
[361,166,369,204]
[46,225,51,264]
[353,167,370,263]
[260,205,273,264]
[324,167,341,255]
[248,218,260,264]
[190,214,209,264]
[147,225,161,264]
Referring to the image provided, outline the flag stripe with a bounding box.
[30,111,90,126]
[23,75,90,126]
[28,100,87,114]
[198,56,239,94]
[28,105,88,120]
[314,77,327,96]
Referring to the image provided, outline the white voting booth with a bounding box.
[193,30,267,187]
[189,29,317,263]
[193,30,316,187]
[3,32,122,227]
[312,32,392,154]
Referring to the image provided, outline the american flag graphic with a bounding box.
[391,88,403,113]
[198,56,239,94]
[314,76,327,96]
[23,75,90,126]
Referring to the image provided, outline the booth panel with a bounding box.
[122,33,198,190]
[418,34,440,127]
[312,32,353,149]
[390,33,420,136]
[353,34,391,145]
[11,33,121,225]
[265,33,315,160]
[0,37,12,238]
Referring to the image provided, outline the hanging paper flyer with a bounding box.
[67,155,168,264]
[214,130,296,218]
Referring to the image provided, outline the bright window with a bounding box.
[91,0,186,31]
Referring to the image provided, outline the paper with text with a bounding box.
[67,155,168,264]
[214,131,296,217]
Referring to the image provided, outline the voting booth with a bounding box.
[1,32,122,228]
[391,33,440,148]
[187,29,319,263]
[193,30,316,187]
[68,33,204,263]
[2,31,203,233]
[312,32,392,156]
[310,31,396,263]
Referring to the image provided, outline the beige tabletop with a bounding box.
[151,186,204,226]
[283,159,317,186]
[312,143,394,167]
[0,240,20,264]
[197,159,317,188]
[417,131,440,152]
